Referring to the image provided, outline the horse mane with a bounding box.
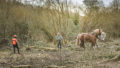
[90,29,102,38]
[90,32,98,38]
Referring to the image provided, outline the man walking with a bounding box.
[56,32,63,50]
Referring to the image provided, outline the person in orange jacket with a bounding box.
[12,35,20,54]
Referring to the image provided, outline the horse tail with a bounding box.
[76,37,79,46]
[76,35,81,46]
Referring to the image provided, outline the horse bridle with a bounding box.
[98,29,101,35]
[97,29,102,39]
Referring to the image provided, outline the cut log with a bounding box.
[11,65,31,68]
[45,65,66,68]
[39,47,57,52]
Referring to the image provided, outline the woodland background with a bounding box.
[0,0,120,45]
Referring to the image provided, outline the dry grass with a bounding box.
[0,39,120,68]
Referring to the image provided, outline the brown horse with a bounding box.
[77,29,102,49]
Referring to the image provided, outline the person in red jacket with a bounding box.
[12,35,20,54]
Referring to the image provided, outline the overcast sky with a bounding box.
[21,0,113,7]
[71,0,113,7]
[69,0,113,16]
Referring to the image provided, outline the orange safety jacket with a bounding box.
[12,38,18,45]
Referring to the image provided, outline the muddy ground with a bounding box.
[0,39,120,68]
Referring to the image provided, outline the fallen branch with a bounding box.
[99,54,120,64]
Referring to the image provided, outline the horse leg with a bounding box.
[96,42,98,48]
[95,40,99,48]
[81,41,85,50]
[91,42,95,49]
